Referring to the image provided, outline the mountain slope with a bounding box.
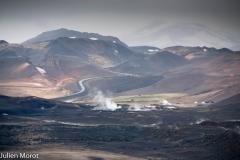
[0,57,41,81]
[109,57,159,74]
[119,51,240,104]
[42,37,135,68]
[110,51,188,74]
[147,51,188,68]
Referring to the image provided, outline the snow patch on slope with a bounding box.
[89,37,98,40]
[36,67,46,74]
[148,49,155,52]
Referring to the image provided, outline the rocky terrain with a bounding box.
[0,94,239,160]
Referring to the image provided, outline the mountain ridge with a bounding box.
[0,28,239,104]
[22,28,128,48]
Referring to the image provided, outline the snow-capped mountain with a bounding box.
[121,22,240,51]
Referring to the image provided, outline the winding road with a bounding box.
[52,71,136,101]
[51,77,103,100]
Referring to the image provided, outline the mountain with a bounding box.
[0,40,8,44]
[230,45,240,51]
[22,28,128,47]
[121,22,240,51]
[0,36,137,98]
[1,28,240,104]
[45,37,135,68]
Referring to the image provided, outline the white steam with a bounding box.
[128,103,149,111]
[162,99,171,105]
[195,118,209,124]
[93,91,175,112]
[128,103,157,111]
[93,90,121,111]
[235,126,240,134]
[166,106,177,110]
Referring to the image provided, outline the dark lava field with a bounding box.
[0,95,240,160]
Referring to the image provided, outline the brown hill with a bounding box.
[0,57,40,81]
[0,57,65,98]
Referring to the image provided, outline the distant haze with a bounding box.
[120,22,240,50]
[1,0,240,48]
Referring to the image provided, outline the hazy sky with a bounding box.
[1,0,240,43]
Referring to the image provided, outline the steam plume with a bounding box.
[93,90,121,111]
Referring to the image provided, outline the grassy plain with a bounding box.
[112,93,187,102]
